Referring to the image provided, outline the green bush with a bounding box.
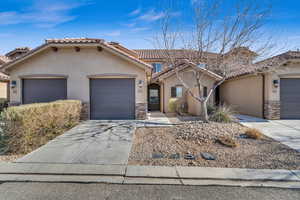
[209,105,236,123]
[0,98,8,113]
[0,100,82,154]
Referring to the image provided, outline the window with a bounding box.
[171,86,183,98]
[203,86,208,97]
[152,63,162,73]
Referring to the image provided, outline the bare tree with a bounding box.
[154,0,274,122]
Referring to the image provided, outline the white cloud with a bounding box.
[129,8,141,16]
[138,9,166,22]
[104,30,121,37]
[0,0,91,28]
[124,22,136,28]
[132,27,150,32]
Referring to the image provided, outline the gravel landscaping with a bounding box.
[0,154,23,162]
[128,122,300,170]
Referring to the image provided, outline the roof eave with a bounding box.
[3,42,152,73]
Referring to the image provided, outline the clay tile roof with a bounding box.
[2,38,152,71]
[5,47,31,57]
[45,38,104,44]
[0,55,11,63]
[134,49,217,60]
[226,50,300,79]
[0,71,9,80]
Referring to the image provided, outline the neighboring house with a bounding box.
[5,47,31,60]
[0,56,10,99]
[220,51,300,119]
[2,38,152,120]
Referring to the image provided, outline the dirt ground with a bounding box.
[128,127,300,170]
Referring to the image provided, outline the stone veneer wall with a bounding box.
[264,100,280,120]
[81,102,90,120]
[136,103,147,120]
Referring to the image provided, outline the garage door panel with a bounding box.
[90,79,135,120]
[280,78,300,119]
[23,79,67,104]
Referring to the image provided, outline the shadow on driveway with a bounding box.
[16,121,136,165]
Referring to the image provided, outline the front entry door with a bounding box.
[148,84,160,111]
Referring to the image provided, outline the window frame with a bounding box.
[171,85,183,98]
[152,63,162,73]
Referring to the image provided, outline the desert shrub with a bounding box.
[207,104,216,115]
[245,128,263,139]
[0,100,82,154]
[168,98,178,113]
[168,98,188,115]
[0,98,8,112]
[218,135,238,148]
[209,105,236,123]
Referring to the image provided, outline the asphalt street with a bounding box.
[0,182,299,200]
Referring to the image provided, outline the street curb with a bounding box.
[0,163,300,188]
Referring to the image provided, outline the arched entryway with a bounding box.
[148,83,160,111]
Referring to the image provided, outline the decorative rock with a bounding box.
[169,153,180,159]
[201,152,216,160]
[152,153,164,159]
[184,154,196,160]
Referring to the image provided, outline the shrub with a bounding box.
[168,98,178,113]
[245,128,263,139]
[0,98,8,113]
[0,100,82,154]
[207,104,216,115]
[218,135,238,148]
[209,105,236,123]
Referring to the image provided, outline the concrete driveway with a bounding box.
[239,115,300,152]
[17,121,136,165]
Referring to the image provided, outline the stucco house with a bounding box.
[1,38,223,120]
[0,56,10,99]
[220,51,300,119]
[2,38,300,120]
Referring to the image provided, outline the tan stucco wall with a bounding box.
[0,81,7,99]
[162,67,216,114]
[265,62,300,102]
[220,75,263,118]
[7,46,147,105]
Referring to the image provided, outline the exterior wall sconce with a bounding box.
[11,80,17,88]
[138,80,144,88]
[273,79,279,88]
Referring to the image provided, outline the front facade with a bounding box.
[3,38,300,120]
[3,39,152,120]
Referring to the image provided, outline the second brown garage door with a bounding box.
[22,78,67,104]
[90,78,135,120]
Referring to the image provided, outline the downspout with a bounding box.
[262,74,265,119]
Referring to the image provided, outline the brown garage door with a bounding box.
[280,78,300,119]
[22,79,67,104]
[90,78,135,120]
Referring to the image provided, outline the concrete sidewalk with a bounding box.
[0,163,300,188]
[237,115,300,152]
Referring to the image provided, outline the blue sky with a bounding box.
[0,0,300,54]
